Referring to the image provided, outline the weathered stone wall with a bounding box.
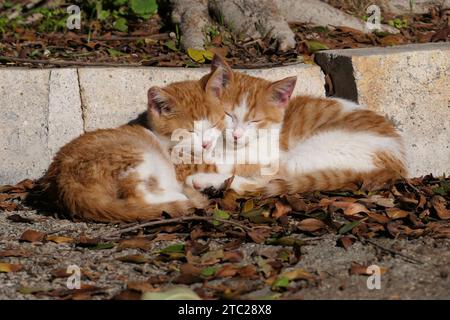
[316,43,450,177]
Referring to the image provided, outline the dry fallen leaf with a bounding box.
[118,237,152,250]
[50,268,72,278]
[338,236,356,250]
[281,268,316,282]
[215,264,257,279]
[114,290,142,300]
[247,228,271,244]
[378,34,405,46]
[116,254,150,264]
[430,195,450,220]
[0,262,23,273]
[0,248,30,258]
[7,214,34,223]
[386,208,410,220]
[366,212,390,224]
[220,190,240,211]
[75,235,100,247]
[0,179,34,193]
[238,265,257,278]
[340,202,370,217]
[223,250,243,263]
[285,196,309,212]
[297,218,326,232]
[362,195,396,208]
[216,264,239,278]
[152,233,178,242]
[19,229,46,242]
[199,249,224,265]
[126,281,154,293]
[349,262,388,276]
[272,201,292,219]
[271,268,316,288]
[47,235,75,244]
[142,287,200,300]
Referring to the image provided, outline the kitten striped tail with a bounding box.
[29,177,208,223]
[78,195,207,223]
[261,169,360,197]
[260,167,405,197]
[66,185,209,223]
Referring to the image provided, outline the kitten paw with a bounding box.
[185,173,225,191]
[229,176,259,194]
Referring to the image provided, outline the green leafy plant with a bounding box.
[89,0,158,32]
[34,7,68,32]
[130,0,157,19]
[0,0,158,34]
[388,18,408,29]
[206,25,220,39]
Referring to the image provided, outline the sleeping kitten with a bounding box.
[147,63,228,183]
[186,55,407,195]
[184,55,297,192]
[30,69,234,223]
[32,125,208,223]
[263,95,407,195]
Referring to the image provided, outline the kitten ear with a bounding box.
[147,86,172,115]
[269,76,297,108]
[211,54,231,73]
[205,54,233,98]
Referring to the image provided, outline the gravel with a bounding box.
[1,209,449,300]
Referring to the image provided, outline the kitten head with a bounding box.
[210,55,297,149]
[147,67,229,160]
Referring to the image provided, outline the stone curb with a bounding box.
[316,43,450,177]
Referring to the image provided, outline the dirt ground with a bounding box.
[0,2,449,68]
[1,208,448,300]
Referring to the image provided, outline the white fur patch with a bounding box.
[185,173,256,194]
[332,98,365,113]
[185,173,228,190]
[132,152,186,204]
[284,129,403,174]
[234,94,249,123]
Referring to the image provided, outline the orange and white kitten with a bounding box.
[33,125,207,223]
[184,55,297,191]
[147,63,228,183]
[185,55,407,195]
[31,70,232,223]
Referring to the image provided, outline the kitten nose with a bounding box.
[202,141,212,149]
[233,128,243,140]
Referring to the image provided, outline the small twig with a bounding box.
[231,61,301,69]
[2,34,169,43]
[300,236,327,242]
[89,34,169,41]
[103,215,251,239]
[0,56,141,67]
[364,239,425,265]
[404,177,421,194]
[25,0,46,10]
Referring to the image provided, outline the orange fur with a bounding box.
[147,65,229,182]
[210,55,407,195]
[30,125,208,223]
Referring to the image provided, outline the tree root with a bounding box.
[171,0,450,52]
